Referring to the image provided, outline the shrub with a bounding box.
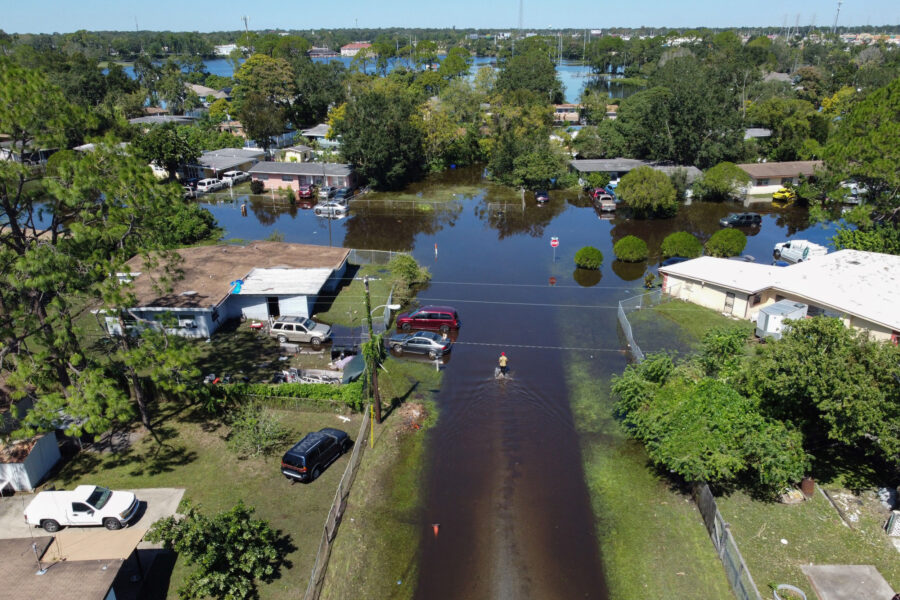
[206,380,365,413]
[388,254,432,303]
[616,166,678,219]
[705,229,747,257]
[249,179,264,194]
[693,162,751,202]
[574,246,604,269]
[584,171,611,190]
[613,235,649,262]
[226,402,290,457]
[661,231,703,258]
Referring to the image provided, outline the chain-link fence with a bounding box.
[303,404,371,600]
[694,483,763,600]
[616,285,674,363]
[347,249,408,265]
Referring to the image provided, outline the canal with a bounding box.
[201,167,837,598]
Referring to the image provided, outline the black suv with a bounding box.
[280,428,351,483]
[719,212,762,227]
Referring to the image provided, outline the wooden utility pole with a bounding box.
[363,277,383,423]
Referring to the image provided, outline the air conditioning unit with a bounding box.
[178,320,197,329]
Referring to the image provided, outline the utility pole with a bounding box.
[363,277,382,424]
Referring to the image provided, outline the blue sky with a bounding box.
[4,0,897,33]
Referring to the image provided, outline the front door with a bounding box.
[267,297,280,318]
[724,292,735,314]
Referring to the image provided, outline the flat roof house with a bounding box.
[659,249,900,343]
[106,243,350,338]
[187,147,265,179]
[249,162,355,192]
[736,160,823,197]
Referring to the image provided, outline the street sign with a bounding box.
[549,276,557,286]
[550,237,559,248]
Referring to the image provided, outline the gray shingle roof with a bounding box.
[249,162,352,177]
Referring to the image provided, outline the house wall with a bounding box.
[252,172,354,191]
[0,432,60,492]
[104,308,216,339]
[224,294,311,321]
[283,149,311,162]
[746,174,806,196]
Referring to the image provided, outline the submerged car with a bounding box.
[297,184,315,198]
[719,212,762,227]
[280,428,351,483]
[534,189,550,203]
[313,199,348,216]
[268,316,332,347]
[387,331,452,359]
[772,187,797,202]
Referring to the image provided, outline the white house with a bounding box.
[659,250,900,343]
[736,160,823,197]
[105,243,350,338]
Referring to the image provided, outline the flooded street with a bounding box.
[202,167,837,598]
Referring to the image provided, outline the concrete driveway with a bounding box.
[0,488,184,541]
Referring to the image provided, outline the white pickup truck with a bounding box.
[24,485,140,532]
[773,239,828,264]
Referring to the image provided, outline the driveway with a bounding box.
[0,487,184,541]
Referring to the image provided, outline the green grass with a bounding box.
[567,357,734,600]
[319,359,442,599]
[313,264,395,328]
[627,299,754,356]
[363,183,486,205]
[716,489,900,597]
[45,403,364,600]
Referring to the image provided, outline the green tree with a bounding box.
[291,59,347,127]
[497,49,564,104]
[146,501,282,600]
[613,235,649,262]
[232,54,296,114]
[705,229,747,257]
[226,402,290,457]
[693,162,751,202]
[237,92,286,155]
[574,246,604,269]
[660,231,703,258]
[511,147,566,189]
[739,318,900,468]
[207,98,232,122]
[616,166,678,218]
[747,97,828,162]
[133,122,202,180]
[333,84,424,190]
[822,77,900,223]
[584,171,611,190]
[832,224,900,255]
[438,47,471,80]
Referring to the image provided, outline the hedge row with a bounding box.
[206,380,366,413]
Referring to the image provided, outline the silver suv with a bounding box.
[269,316,332,348]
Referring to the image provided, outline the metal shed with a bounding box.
[756,300,808,340]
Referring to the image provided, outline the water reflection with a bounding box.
[611,260,646,281]
[572,267,602,287]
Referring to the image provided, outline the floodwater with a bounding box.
[201,167,837,598]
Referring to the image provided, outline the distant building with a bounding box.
[744,128,773,140]
[340,42,372,57]
[214,43,238,56]
[248,162,355,192]
[300,123,339,149]
[186,147,265,180]
[736,160,823,196]
[185,83,229,104]
[128,115,198,128]
[569,158,702,185]
[659,250,900,343]
[552,104,582,124]
[308,46,339,58]
[280,145,314,163]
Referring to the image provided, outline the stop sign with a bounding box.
[550,237,559,248]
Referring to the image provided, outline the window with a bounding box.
[757,178,769,186]
[751,294,762,306]
[256,174,269,180]
[281,176,293,181]
[72,502,91,513]
[272,323,283,330]
[781,177,793,185]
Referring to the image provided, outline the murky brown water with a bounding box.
[202,166,836,598]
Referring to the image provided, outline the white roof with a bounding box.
[239,267,334,296]
[660,257,782,294]
[661,250,900,331]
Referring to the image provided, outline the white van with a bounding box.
[222,170,249,185]
[24,485,140,532]
[196,178,223,193]
[773,240,828,264]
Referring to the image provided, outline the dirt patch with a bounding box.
[0,437,37,463]
[84,428,148,454]
[395,402,427,433]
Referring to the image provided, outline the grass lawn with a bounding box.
[45,402,364,600]
[313,264,396,328]
[716,489,900,596]
[319,358,442,600]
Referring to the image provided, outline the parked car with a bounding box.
[395,305,460,333]
[280,428,351,483]
[534,189,550,203]
[297,184,315,198]
[773,239,828,264]
[318,185,337,199]
[387,331,452,359]
[196,178,224,193]
[222,170,250,185]
[719,212,762,227]
[772,187,797,202]
[268,316,332,347]
[24,485,140,533]
[313,199,348,216]
[332,187,352,201]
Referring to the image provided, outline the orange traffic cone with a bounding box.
[432,523,440,538]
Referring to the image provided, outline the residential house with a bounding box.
[216,121,296,151]
[553,104,582,124]
[735,160,823,196]
[248,162,355,192]
[340,42,372,57]
[569,158,702,185]
[105,243,351,338]
[659,250,900,343]
[185,83,230,105]
[300,123,339,149]
[280,145,314,163]
[743,128,772,140]
[308,47,339,58]
[185,147,265,180]
[214,43,238,55]
[128,115,198,130]
[605,104,618,120]
[0,141,57,166]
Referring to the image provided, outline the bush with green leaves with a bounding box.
[614,235,649,262]
[226,402,290,457]
[584,171,611,190]
[389,254,432,303]
[147,501,282,600]
[705,229,747,257]
[693,162,751,201]
[660,231,703,258]
[616,166,678,219]
[206,380,365,414]
[574,246,604,269]
[249,179,264,194]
